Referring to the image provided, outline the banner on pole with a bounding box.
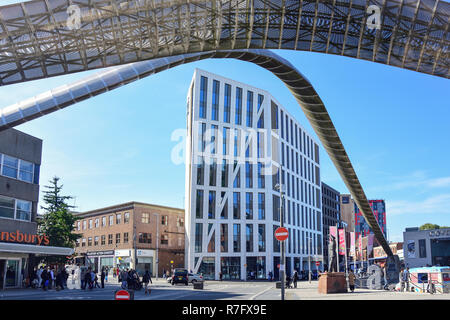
[358,233,362,260]
[338,229,346,255]
[350,232,355,257]
[329,226,337,238]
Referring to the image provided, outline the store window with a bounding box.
[5,260,19,287]
[198,257,215,280]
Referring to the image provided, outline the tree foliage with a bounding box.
[419,223,448,230]
[38,176,81,263]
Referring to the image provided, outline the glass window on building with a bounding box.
[109,215,114,226]
[233,166,241,188]
[89,219,93,229]
[101,235,106,245]
[197,156,205,185]
[246,90,253,127]
[124,212,130,223]
[94,218,99,228]
[233,129,240,157]
[246,224,254,252]
[419,239,427,258]
[222,127,229,156]
[198,257,215,280]
[273,225,280,252]
[221,194,228,219]
[207,230,215,253]
[0,196,15,219]
[221,160,228,188]
[82,238,86,247]
[2,155,18,179]
[108,234,113,245]
[5,260,19,287]
[220,224,228,252]
[19,160,33,183]
[102,216,106,227]
[246,192,253,219]
[210,124,218,154]
[258,224,266,252]
[233,224,241,252]
[235,87,242,125]
[221,257,241,280]
[161,234,169,245]
[209,159,217,186]
[116,213,121,224]
[258,193,265,220]
[196,190,204,219]
[224,83,231,123]
[177,217,184,227]
[115,233,120,244]
[88,237,92,246]
[94,236,99,246]
[124,232,129,243]
[15,199,31,221]
[233,192,240,220]
[195,223,203,253]
[199,76,208,119]
[208,191,216,219]
[142,213,149,223]
[245,162,253,188]
[212,80,219,121]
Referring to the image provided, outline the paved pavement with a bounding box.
[0,279,448,300]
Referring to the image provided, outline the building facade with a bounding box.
[185,69,322,281]
[354,200,387,246]
[73,202,184,277]
[403,227,450,268]
[340,194,355,232]
[321,182,340,270]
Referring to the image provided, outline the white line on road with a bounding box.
[249,285,274,300]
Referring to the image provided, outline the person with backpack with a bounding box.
[143,270,152,294]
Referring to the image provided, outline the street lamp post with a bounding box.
[153,213,160,280]
[275,179,285,301]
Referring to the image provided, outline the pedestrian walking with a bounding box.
[219,271,223,281]
[348,269,356,292]
[286,274,291,289]
[55,269,64,291]
[94,272,101,288]
[163,269,166,279]
[402,267,410,292]
[143,270,152,294]
[268,271,273,281]
[293,270,298,288]
[83,268,92,290]
[41,268,49,291]
[101,268,106,288]
[48,267,55,290]
[121,269,128,289]
[105,267,109,283]
[37,266,43,288]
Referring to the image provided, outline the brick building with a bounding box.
[73,202,184,277]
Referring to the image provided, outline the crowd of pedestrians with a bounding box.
[29,266,68,291]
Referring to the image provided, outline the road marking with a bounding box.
[249,285,273,300]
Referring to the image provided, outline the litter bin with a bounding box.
[275,281,282,289]
[193,281,204,290]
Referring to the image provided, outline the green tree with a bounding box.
[419,223,442,230]
[39,176,81,263]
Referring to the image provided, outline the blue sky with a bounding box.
[1,1,449,243]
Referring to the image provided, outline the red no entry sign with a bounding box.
[115,290,131,300]
[275,227,289,241]
[315,261,320,266]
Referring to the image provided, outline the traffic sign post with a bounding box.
[275,227,289,242]
[315,261,320,267]
[115,289,134,300]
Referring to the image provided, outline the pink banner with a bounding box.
[338,229,346,255]
[350,232,355,256]
[329,226,337,238]
[358,233,362,259]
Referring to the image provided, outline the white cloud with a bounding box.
[387,193,450,216]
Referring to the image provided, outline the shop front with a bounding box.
[86,250,114,273]
[0,242,74,289]
[135,249,154,276]
[115,249,132,271]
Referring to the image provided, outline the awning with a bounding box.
[0,242,74,256]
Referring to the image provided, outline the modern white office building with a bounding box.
[185,69,323,280]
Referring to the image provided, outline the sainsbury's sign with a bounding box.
[0,230,50,245]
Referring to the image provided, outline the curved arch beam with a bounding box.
[0,0,448,86]
[0,48,393,256]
